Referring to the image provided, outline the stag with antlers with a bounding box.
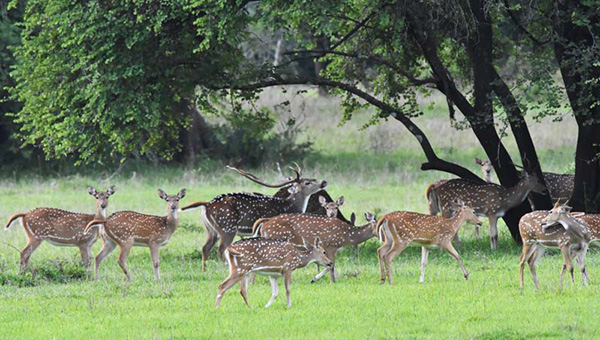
[180,164,327,270]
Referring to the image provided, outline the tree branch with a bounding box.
[502,0,551,47]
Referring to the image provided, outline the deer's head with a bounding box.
[88,186,116,215]
[451,199,483,227]
[158,188,186,213]
[295,237,332,268]
[520,172,547,194]
[319,195,344,218]
[475,158,494,182]
[542,200,573,232]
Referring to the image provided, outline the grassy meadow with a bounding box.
[1,88,597,339]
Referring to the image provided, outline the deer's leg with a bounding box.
[420,247,430,283]
[528,246,544,290]
[559,246,574,288]
[311,249,337,284]
[19,237,42,271]
[215,273,244,308]
[519,243,534,290]
[79,241,94,269]
[117,241,134,281]
[383,241,408,285]
[443,242,468,281]
[489,215,499,251]
[377,240,393,284]
[452,233,462,248]
[94,237,117,280]
[239,275,250,307]
[284,271,293,308]
[265,276,279,308]
[575,247,590,286]
[149,243,161,281]
[201,221,219,272]
[217,232,236,262]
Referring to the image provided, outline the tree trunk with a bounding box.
[552,0,600,212]
[177,97,223,167]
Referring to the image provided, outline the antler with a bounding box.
[288,162,302,180]
[227,165,300,188]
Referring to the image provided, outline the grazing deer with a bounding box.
[427,173,546,250]
[254,212,377,283]
[215,237,331,308]
[319,195,344,218]
[4,186,115,271]
[519,202,590,290]
[376,200,482,285]
[84,189,186,280]
[475,158,494,182]
[180,164,327,271]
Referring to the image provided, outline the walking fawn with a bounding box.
[5,186,115,270]
[426,173,546,250]
[215,237,331,308]
[254,212,377,283]
[180,164,327,270]
[84,189,186,280]
[519,202,590,290]
[376,200,482,284]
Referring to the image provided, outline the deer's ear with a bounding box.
[107,185,116,196]
[475,158,482,165]
[88,186,98,198]
[158,189,168,200]
[319,195,327,206]
[288,185,299,195]
[177,188,186,199]
[314,236,321,249]
[336,196,345,206]
[350,213,356,225]
[364,212,375,222]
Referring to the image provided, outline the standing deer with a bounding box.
[519,202,590,290]
[84,188,186,280]
[376,200,482,284]
[215,237,331,308]
[180,164,327,271]
[427,173,546,250]
[4,186,115,271]
[254,212,377,283]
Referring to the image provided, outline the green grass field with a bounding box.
[0,89,595,339]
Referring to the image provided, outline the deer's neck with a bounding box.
[297,251,314,269]
[166,210,178,229]
[448,211,469,234]
[502,181,531,209]
[94,206,106,220]
[348,223,377,246]
[287,193,311,213]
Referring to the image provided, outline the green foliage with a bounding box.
[10,0,243,164]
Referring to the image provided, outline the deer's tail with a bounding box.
[425,183,440,216]
[5,213,25,230]
[84,220,105,235]
[376,217,388,242]
[252,218,271,237]
[179,201,210,212]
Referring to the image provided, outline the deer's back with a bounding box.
[543,172,574,200]
[23,207,95,243]
[579,214,600,242]
[260,213,349,246]
[228,238,302,274]
[436,179,502,215]
[519,211,574,247]
[382,211,456,241]
[104,211,168,244]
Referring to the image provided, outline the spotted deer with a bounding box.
[4,186,115,271]
[180,164,327,271]
[319,195,344,218]
[215,237,331,308]
[254,212,377,283]
[519,202,590,290]
[427,173,546,250]
[376,200,482,285]
[84,189,186,280]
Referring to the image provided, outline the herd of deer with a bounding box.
[4,159,597,308]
